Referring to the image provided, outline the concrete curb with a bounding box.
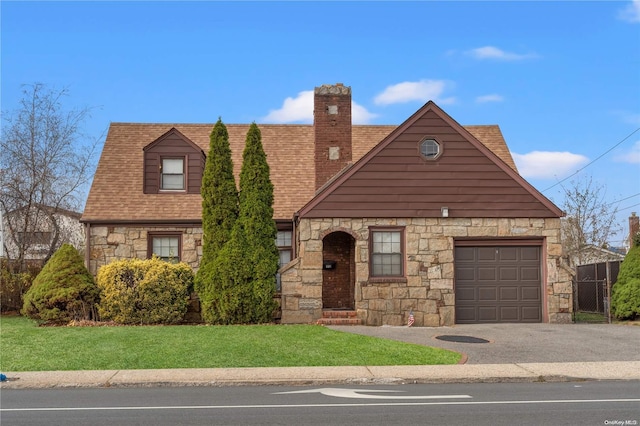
[2,361,639,389]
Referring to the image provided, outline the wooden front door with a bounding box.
[322,232,355,309]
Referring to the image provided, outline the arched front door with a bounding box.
[322,231,355,309]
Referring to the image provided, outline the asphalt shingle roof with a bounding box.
[81,123,516,223]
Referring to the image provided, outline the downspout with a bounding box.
[292,212,299,259]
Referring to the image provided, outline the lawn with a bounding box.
[0,316,461,371]
[573,311,607,323]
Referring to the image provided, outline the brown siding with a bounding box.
[143,152,159,194]
[303,109,558,219]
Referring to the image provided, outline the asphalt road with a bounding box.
[2,381,639,425]
[328,323,640,364]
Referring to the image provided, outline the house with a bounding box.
[567,245,625,268]
[81,83,573,326]
[1,204,84,262]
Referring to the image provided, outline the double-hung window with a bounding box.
[275,230,292,292]
[148,233,181,263]
[370,228,404,277]
[161,158,185,190]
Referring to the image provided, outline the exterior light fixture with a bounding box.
[441,207,449,218]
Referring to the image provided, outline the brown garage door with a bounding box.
[455,245,542,324]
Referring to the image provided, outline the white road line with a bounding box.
[2,398,640,412]
[273,387,472,399]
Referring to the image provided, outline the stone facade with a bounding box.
[87,225,203,275]
[280,217,573,326]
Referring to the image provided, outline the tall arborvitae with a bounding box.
[237,123,279,323]
[195,118,239,323]
[206,123,278,324]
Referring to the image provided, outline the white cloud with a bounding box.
[262,90,314,123]
[614,141,640,164]
[373,80,455,106]
[475,94,504,103]
[512,151,589,179]
[618,0,640,23]
[261,90,377,124]
[466,46,538,61]
[351,103,378,124]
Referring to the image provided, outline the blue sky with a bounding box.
[2,1,639,247]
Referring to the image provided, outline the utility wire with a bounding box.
[619,202,640,212]
[542,127,640,192]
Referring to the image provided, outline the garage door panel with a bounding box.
[455,307,477,323]
[477,247,498,261]
[456,267,476,281]
[478,268,496,281]
[455,245,542,324]
[521,267,540,281]
[478,307,498,321]
[499,267,518,281]
[521,286,540,301]
[457,287,476,301]
[478,287,497,301]
[521,247,540,261]
[499,247,518,261]
[499,287,518,301]
[456,247,476,262]
[500,306,520,321]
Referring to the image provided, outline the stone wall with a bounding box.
[87,225,203,275]
[280,217,573,326]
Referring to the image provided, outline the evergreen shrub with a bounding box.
[611,244,640,320]
[97,257,193,324]
[21,244,99,323]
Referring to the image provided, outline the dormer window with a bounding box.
[419,138,442,160]
[161,158,185,190]
[143,128,205,195]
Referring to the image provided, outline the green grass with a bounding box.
[0,316,461,371]
[573,311,607,323]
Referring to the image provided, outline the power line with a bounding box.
[619,202,640,212]
[542,127,640,192]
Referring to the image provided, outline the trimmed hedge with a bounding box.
[97,257,193,324]
[21,244,99,323]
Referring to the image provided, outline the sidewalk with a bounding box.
[3,323,639,389]
[2,361,640,389]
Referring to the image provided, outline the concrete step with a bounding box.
[316,310,362,325]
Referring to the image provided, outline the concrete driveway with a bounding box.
[328,323,640,364]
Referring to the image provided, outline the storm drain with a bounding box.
[435,335,490,344]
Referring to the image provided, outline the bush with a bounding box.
[1,260,41,313]
[611,244,640,320]
[21,244,99,323]
[97,257,193,324]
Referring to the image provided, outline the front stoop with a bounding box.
[316,310,362,325]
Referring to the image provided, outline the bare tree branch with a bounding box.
[0,83,99,271]
[561,176,622,266]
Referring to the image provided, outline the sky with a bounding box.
[2,0,639,248]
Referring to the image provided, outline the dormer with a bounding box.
[142,128,206,194]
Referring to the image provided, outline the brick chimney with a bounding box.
[314,83,352,189]
[630,212,639,248]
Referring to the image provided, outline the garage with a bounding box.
[455,242,543,324]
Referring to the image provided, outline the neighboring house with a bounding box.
[2,204,84,262]
[567,245,625,268]
[81,83,573,326]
